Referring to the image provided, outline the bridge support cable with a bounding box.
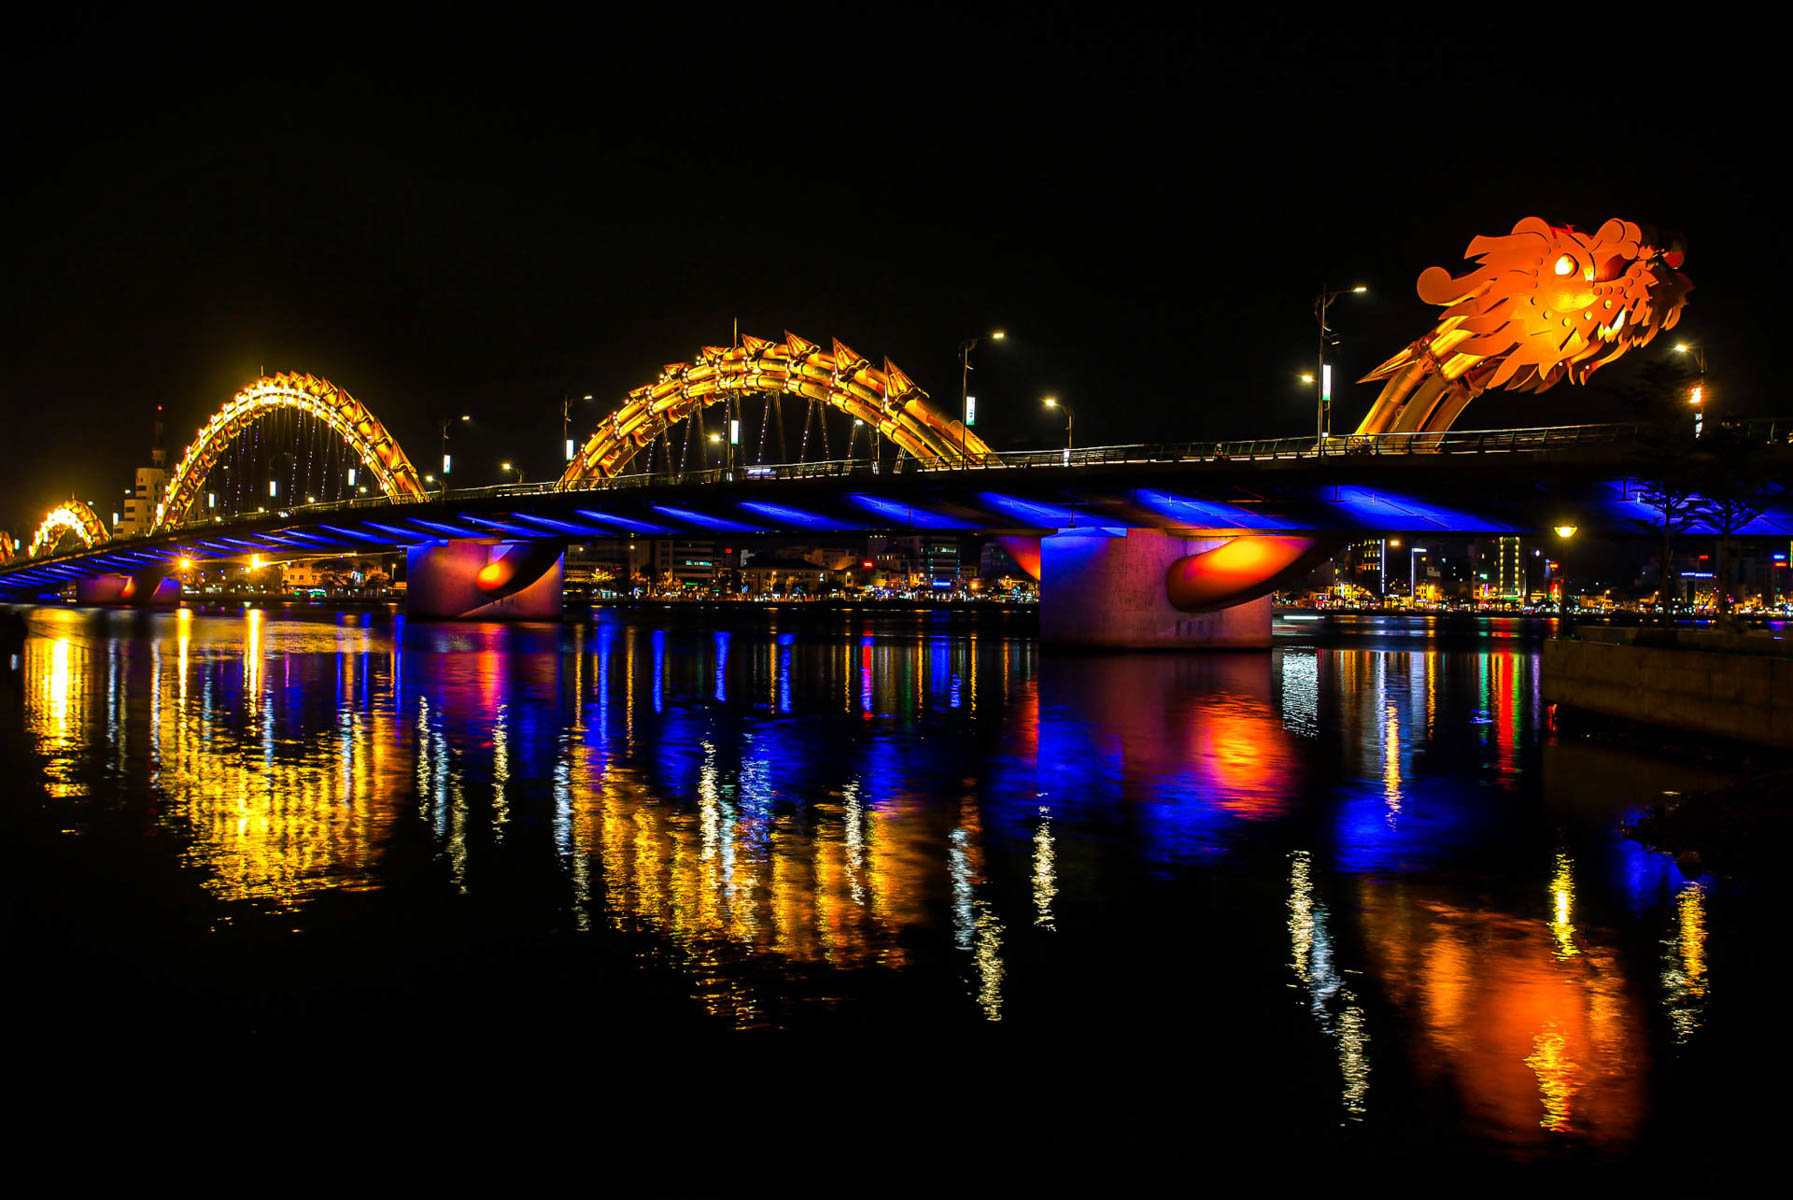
[756,392,773,465]
[558,332,994,486]
[155,373,425,532]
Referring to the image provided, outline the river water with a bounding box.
[2,604,1784,1170]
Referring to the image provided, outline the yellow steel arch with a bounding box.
[157,372,427,531]
[560,332,995,485]
[30,500,110,558]
[0,531,14,565]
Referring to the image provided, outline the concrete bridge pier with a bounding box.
[75,570,181,608]
[1037,529,1275,650]
[405,540,564,620]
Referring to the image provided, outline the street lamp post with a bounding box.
[958,330,1005,464]
[500,462,524,485]
[1042,397,1074,454]
[1409,546,1427,606]
[1315,284,1368,452]
[439,414,470,497]
[562,393,594,465]
[1674,344,1707,437]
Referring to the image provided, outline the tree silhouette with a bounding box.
[1635,478,1700,617]
[1625,420,1701,620]
[1691,427,1773,629]
[1621,357,1701,424]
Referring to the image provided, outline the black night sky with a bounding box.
[2,11,1776,534]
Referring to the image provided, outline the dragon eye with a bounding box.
[1554,255,1578,276]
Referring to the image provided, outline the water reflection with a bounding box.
[1662,879,1709,1043]
[1356,876,1646,1150]
[4,607,1748,1151]
[1288,850,1371,1119]
[1033,807,1056,930]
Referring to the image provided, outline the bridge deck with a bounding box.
[6,422,1792,597]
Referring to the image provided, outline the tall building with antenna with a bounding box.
[118,405,168,536]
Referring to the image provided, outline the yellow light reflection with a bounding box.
[1383,700,1401,819]
[1661,879,1709,1043]
[1524,1022,1577,1132]
[1550,851,1579,959]
[121,616,416,908]
[1032,806,1057,930]
[48,637,71,734]
[243,607,263,710]
[973,899,1004,1022]
[556,730,947,1027]
[1289,850,1371,1120]
[1289,851,1317,984]
[491,707,510,840]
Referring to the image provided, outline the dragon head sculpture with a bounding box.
[1364,216,1692,396]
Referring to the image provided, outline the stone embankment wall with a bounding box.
[1542,631,1793,748]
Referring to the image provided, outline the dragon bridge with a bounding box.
[28,500,110,559]
[1356,217,1692,435]
[561,332,993,484]
[156,373,427,531]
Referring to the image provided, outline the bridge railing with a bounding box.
[116,422,1704,539]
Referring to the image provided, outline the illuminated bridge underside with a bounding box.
[158,373,427,531]
[562,332,993,483]
[8,447,1793,613]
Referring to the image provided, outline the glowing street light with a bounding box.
[1554,523,1578,539]
[1316,284,1368,449]
[439,415,471,497]
[1674,343,1708,437]
[1043,396,1074,451]
[501,461,524,484]
[958,329,1007,463]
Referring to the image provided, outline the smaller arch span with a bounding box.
[156,372,427,531]
[30,500,110,558]
[560,332,995,485]
[0,531,14,565]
